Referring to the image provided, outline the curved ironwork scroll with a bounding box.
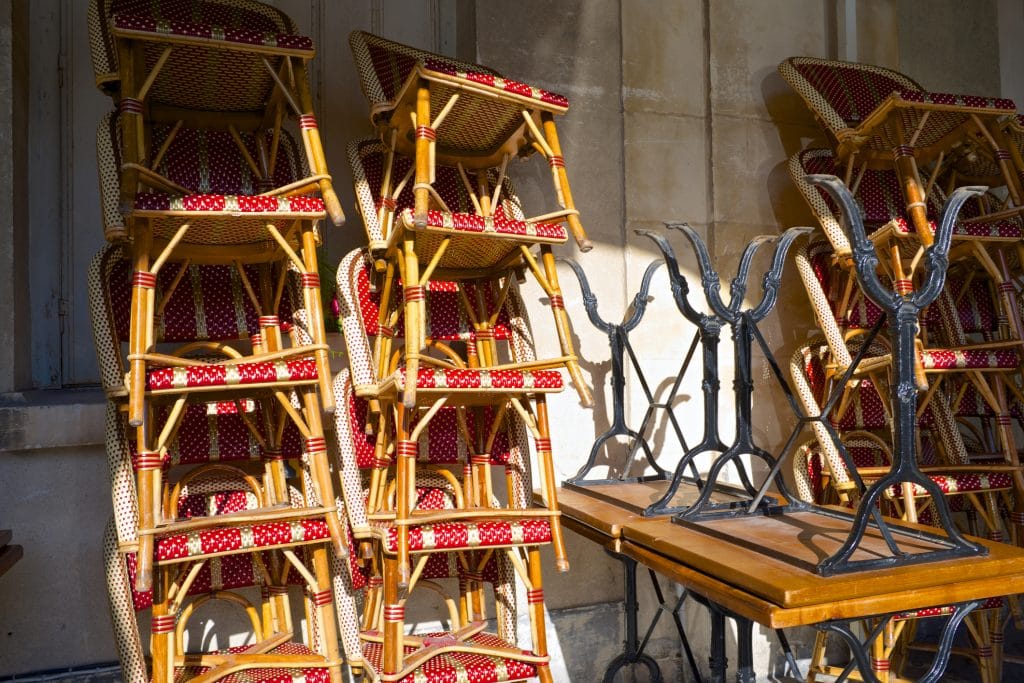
[645,224,812,519]
[817,600,981,683]
[807,175,987,573]
[562,257,700,491]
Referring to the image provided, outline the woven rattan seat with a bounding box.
[104,520,345,683]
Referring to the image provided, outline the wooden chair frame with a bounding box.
[90,246,346,594]
[348,135,593,409]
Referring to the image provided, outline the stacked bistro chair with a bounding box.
[348,31,592,409]
[781,55,1024,681]
[331,31,591,683]
[88,1,351,680]
[333,248,563,682]
[789,149,1024,538]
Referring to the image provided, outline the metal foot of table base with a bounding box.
[603,548,703,683]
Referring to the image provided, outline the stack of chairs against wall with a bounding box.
[334,31,592,683]
[780,55,1024,682]
[87,1,349,681]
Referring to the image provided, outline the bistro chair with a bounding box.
[790,339,1017,530]
[347,136,592,408]
[349,30,585,249]
[790,148,1024,342]
[90,243,346,592]
[779,56,1018,242]
[95,108,336,425]
[103,516,345,683]
[333,369,555,683]
[87,0,344,226]
[335,248,568,583]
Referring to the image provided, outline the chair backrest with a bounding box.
[928,279,1002,345]
[789,342,894,491]
[795,240,885,373]
[348,31,568,160]
[96,112,311,240]
[335,248,537,393]
[779,57,922,139]
[332,370,532,529]
[348,138,533,248]
[89,243,302,394]
[348,30,502,110]
[88,0,310,109]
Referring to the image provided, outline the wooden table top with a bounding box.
[553,485,1024,629]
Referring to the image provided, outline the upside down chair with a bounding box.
[348,32,592,409]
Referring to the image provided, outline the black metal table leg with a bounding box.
[708,603,728,683]
[602,550,664,683]
[734,616,755,683]
[600,547,705,682]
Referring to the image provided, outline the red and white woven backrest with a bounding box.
[88,0,303,98]
[335,248,537,392]
[348,30,499,109]
[779,57,921,137]
[347,138,528,246]
[95,112,312,238]
[88,244,304,392]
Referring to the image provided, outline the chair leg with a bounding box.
[540,112,590,252]
[150,569,174,683]
[534,397,568,573]
[292,58,344,227]
[308,545,345,683]
[128,225,153,427]
[300,223,335,414]
[539,246,593,408]
[871,619,891,683]
[526,547,554,683]
[403,235,422,409]
[807,630,829,682]
[301,388,346,560]
[413,78,432,230]
[381,555,404,676]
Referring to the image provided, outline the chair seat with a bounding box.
[892,471,1014,498]
[176,642,330,683]
[393,367,563,392]
[135,192,324,215]
[372,518,553,553]
[421,57,568,108]
[361,631,538,683]
[156,518,330,562]
[131,192,325,247]
[110,8,314,54]
[147,357,318,391]
[888,216,1024,240]
[396,208,569,270]
[919,348,1020,370]
[400,208,567,242]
